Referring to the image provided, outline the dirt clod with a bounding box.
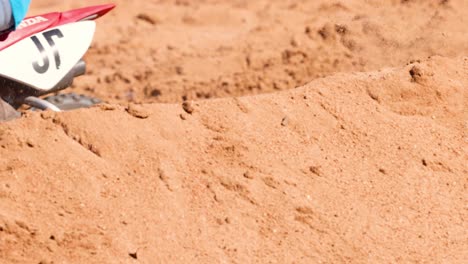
[126,104,150,119]
[409,65,424,82]
[99,104,116,111]
[182,101,195,114]
[243,171,254,179]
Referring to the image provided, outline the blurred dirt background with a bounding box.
[32,0,468,103]
[0,0,466,263]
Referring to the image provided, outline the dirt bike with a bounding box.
[0,4,115,121]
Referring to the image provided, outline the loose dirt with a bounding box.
[0,0,467,263]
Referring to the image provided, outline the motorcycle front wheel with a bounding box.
[42,93,102,111]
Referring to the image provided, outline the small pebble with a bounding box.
[129,252,138,259]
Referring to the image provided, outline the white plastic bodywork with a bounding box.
[0,21,96,91]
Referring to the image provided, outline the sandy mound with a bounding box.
[0,0,467,263]
[1,56,466,263]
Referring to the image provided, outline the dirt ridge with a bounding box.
[0,56,466,263]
